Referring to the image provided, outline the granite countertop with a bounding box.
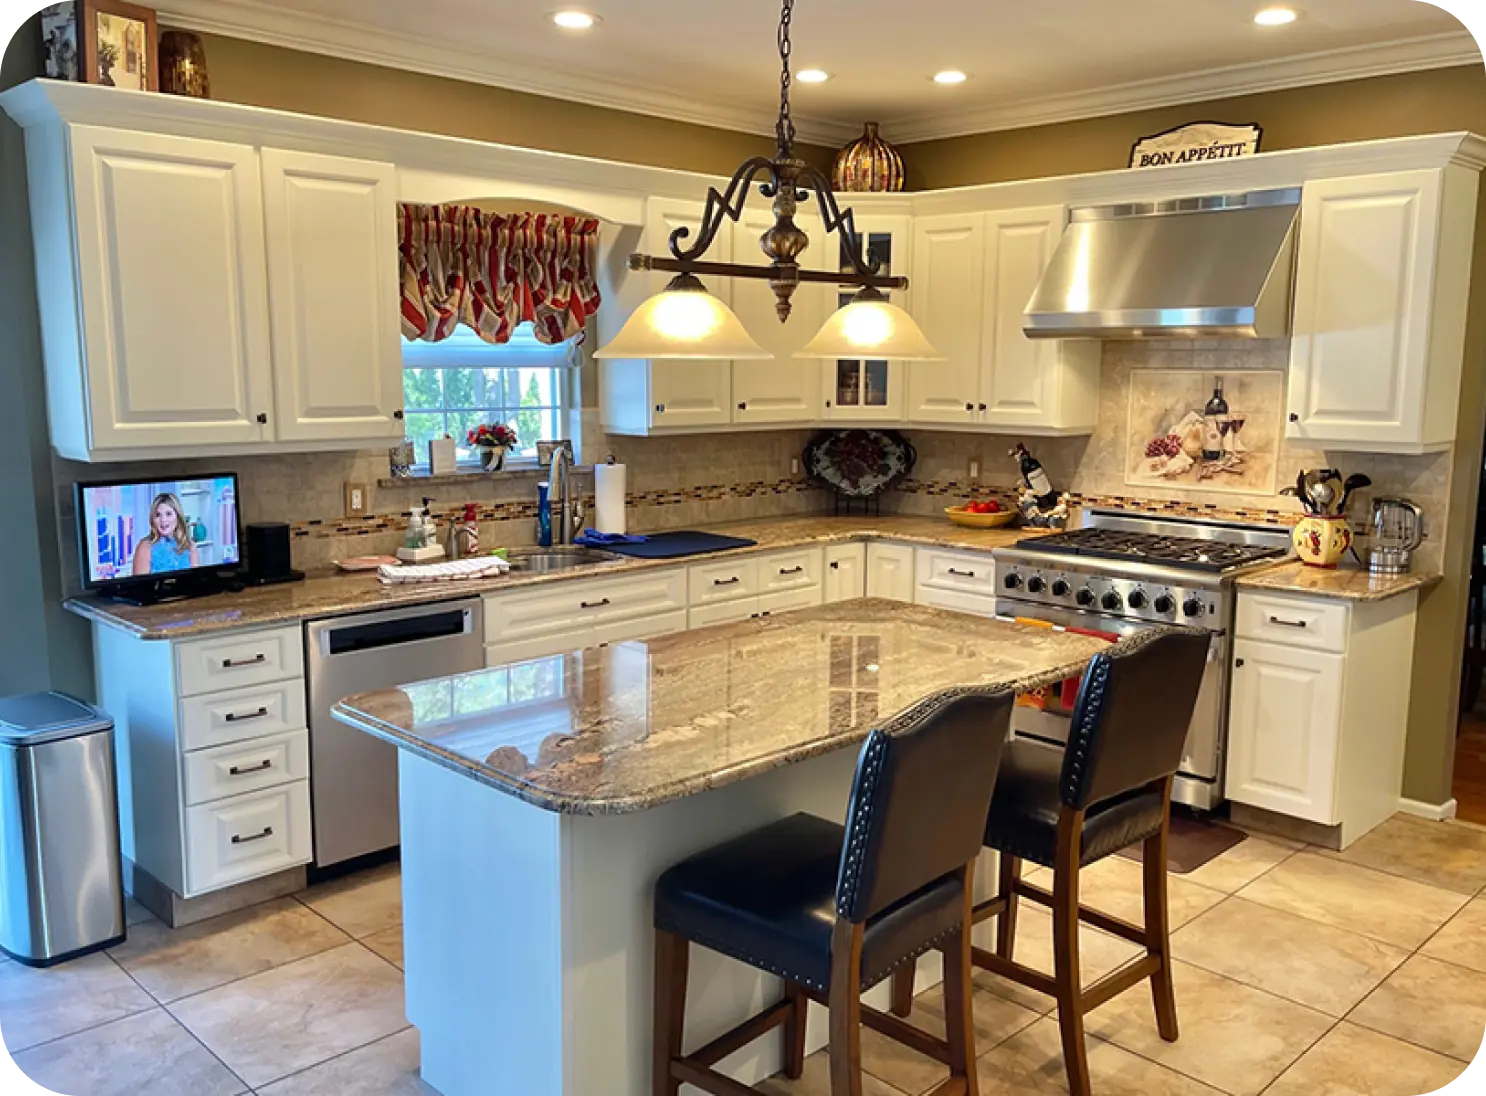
[331,599,1135,815]
[64,514,1043,640]
[1236,560,1442,602]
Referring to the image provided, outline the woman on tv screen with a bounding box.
[132,492,201,576]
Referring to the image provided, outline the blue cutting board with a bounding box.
[602,531,758,559]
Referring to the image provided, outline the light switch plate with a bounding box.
[345,482,368,517]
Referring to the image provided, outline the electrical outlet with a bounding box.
[969,459,980,482]
[791,457,800,475]
[344,482,368,517]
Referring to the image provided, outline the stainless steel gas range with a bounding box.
[993,510,1292,812]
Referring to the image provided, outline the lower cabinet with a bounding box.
[687,548,825,629]
[483,569,688,665]
[824,543,867,602]
[866,543,915,601]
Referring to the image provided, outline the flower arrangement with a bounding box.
[466,423,518,450]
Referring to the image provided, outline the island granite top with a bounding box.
[331,599,1144,815]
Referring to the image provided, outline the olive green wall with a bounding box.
[900,64,1486,808]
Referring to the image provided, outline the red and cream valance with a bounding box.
[397,204,603,346]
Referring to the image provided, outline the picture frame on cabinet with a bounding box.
[81,0,159,92]
[39,4,79,81]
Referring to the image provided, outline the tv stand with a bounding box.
[100,570,246,607]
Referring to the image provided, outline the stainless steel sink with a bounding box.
[506,546,622,574]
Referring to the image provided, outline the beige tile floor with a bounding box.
[2,816,1484,1095]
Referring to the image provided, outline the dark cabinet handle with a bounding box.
[228,759,273,776]
[778,566,805,576]
[255,412,268,425]
[1235,658,1245,668]
[978,403,987,411]
[825,400,833,408]
[964,402,974,412]
[1289,413,1300,423]
[830,561,840,570]
[221,653,267,669]
[231,826,274,845]
[713,576,741,586]
[948,568,977,578]
[738,402,747,410]
[224,706,269,724]
[1268,616,1308,629]
[393,409,404,420]
[580,598,611,609]
[655,404,665,413]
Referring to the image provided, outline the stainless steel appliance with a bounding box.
[994,511,1292,811]
[1024,188,1300,340]
[306,599,483,868]
[1370,498,1426,575]
[0,692,124,966]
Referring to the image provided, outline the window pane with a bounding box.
[836,361,861,406]
[449,410,487,460]
[443,367,478,409]
[404,412,444,454]
[519,369,554,407]
[403,369,443,410]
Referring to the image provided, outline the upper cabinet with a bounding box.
[822,215,910,424]
[21,124,403,461]
[907,207,1099,435]
[1287,167,1477,454]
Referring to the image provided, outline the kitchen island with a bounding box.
[333,600,1124,1096]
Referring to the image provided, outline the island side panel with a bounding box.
[399,752,565,1096]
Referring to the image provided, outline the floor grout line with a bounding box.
[133,933,360,1010]
[242,1023,415,1093]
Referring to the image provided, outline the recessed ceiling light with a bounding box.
[933,70,968,85]
[796,68,830,84]
[551,10,599,30]
[1254,7,1298,26]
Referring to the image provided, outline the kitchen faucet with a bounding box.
[537,440,582,545]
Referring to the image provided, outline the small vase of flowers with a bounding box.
[467,423,519,472]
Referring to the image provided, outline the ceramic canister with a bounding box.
[1292,515,1353,569]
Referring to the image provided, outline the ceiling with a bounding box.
[159,0,1480,144]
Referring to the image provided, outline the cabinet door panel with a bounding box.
[908,215,982,424]
[822,218,910,423]
[823,543,866,603]
[732,210,826,424]
[865,543,915,602]
[982,207,1063,428]
[1287,171,1438,447]
[262,149,403,442]
[1227,639,1343,824]
[70,127,272,449]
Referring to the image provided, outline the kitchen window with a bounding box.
[401,323,578,466]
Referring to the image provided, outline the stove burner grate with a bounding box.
[1015,528,1288,573]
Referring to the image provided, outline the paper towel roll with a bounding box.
[594,463,627,534]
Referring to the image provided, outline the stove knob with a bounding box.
[1050,579,1071,598]
[1153,594,1175,614]
[1127,588,1148,610]
[1101,590,1123,612]
[1027,575,1047,594]
[1183,596,1204,618]
[1003,572,1023,590]
[1076,587,1096,607]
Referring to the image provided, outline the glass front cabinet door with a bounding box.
[821,217,908,422]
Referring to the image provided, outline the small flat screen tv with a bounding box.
[77,474,242,594]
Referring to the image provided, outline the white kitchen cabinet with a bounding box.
[821,216,911,423]
[261,149,404,443]
[865,543,915,601]
[1226,589,1419,846]
[823,543,867,602]
[484,568,688,663]
[56,127,275,457]
[907,214,983,425]
[686,548,825,628]
[1287,167,1476,453]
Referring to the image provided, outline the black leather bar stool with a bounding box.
[652,690,1014,1096]
[891,630,1211,1096]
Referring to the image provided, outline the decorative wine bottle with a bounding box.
[1202,379,1229,462]
[1011,443,1058,510]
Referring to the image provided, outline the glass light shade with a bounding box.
[795,295,943,360]
[595,282,773,360]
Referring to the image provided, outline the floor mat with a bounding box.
[1116,814,1247,873]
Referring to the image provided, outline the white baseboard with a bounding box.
[1399,797,1459,822]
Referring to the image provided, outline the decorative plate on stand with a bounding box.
[803,430,916,498]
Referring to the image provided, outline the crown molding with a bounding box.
[154,0,861,147]
[880,32,1483,144]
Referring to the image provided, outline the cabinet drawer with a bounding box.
[914,584,999,619]
[688,598,760,630]
[184,781,311,896]
[183,729,310,806]
[179,679,307,751]
[915,548,998,597]
[758,586,822,616]
[175,626,303,698]
[758,549,823,594]
[1236,592,1349,652]
[688,558,760,605]
[485,569,687,644]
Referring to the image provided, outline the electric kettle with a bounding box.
[1369,498,1425,575]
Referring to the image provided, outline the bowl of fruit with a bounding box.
[945,499,1017,528]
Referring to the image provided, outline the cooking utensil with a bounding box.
[1338,473,1372,516]
[1301,469,1343,516]
[1370,498,1425,574]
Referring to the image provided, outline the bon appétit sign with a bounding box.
[1130,122,1263,169]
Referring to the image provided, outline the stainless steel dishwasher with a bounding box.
[306,599,483,868]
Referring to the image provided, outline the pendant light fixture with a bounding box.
[595,0,941,363]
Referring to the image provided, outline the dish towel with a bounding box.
[1013,617,1058,711]
[377,557,511,585]
[574,529,649,546]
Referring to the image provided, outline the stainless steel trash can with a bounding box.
[0,692,125,966]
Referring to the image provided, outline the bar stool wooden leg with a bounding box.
[652,929,689,1096]
[942,862,981,1096]
[1052,810,1092,1096]
[996,853,1021,961]
[889,963,915,1018]
[784,981,808,1080]
[829,920,866,1096]
[1143,778,1180,1043]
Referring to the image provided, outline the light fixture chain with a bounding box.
[776,0,796,155]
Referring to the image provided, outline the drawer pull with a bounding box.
[713,577,741,586]
[228,759,273,776]
[579,598,611,610]
[830,561,840,571]
[778,566,805,576]
[231,826,274,845]
[224,706,270,724]
[1268,616,1308,629]
[221,653,267,669]
[947,568,977,578]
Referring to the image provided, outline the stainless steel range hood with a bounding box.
[1023,188,1301,340]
